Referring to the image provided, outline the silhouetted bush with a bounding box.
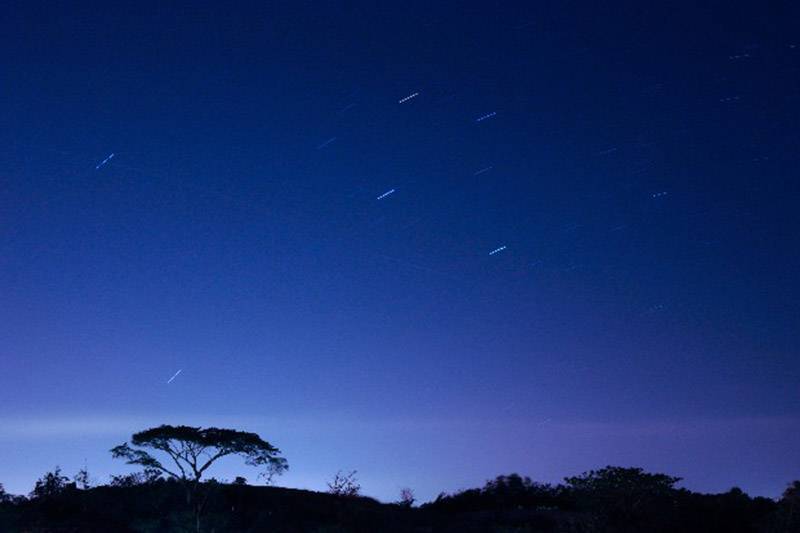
[327,470,361,498]
[29,466,71,499]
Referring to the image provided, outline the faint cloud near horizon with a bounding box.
[0,416,155,439]
[2,412,798,441]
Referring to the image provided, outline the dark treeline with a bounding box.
[2,467,800,532]
[2,426,799,532]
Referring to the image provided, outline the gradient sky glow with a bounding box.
[2,1,799,502]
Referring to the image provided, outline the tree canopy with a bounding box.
[111,425,288,484]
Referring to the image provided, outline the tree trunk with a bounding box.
[193,489,201,533]
[183,482,200,533]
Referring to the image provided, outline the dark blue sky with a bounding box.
[2,1,799,501]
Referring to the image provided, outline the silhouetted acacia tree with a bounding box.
[30,466,70,499]
[111,424,287,532]
[0,483,10,503]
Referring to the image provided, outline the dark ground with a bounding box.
[2,470,799,532]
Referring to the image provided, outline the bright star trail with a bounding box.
[475,111,497,122]
[166,369,182,384]
[398,92,419,104]
[95,153,114,170]
[376,189,395,200]
[488,245,507,255]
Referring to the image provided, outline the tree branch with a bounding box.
[197,449,230,476]
[163,443,189,480]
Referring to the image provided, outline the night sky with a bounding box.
[2,2,799,501]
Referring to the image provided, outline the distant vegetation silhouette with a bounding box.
[327,470,361,498]
[1,424,799,532]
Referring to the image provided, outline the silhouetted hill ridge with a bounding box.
[2,471,799,532]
